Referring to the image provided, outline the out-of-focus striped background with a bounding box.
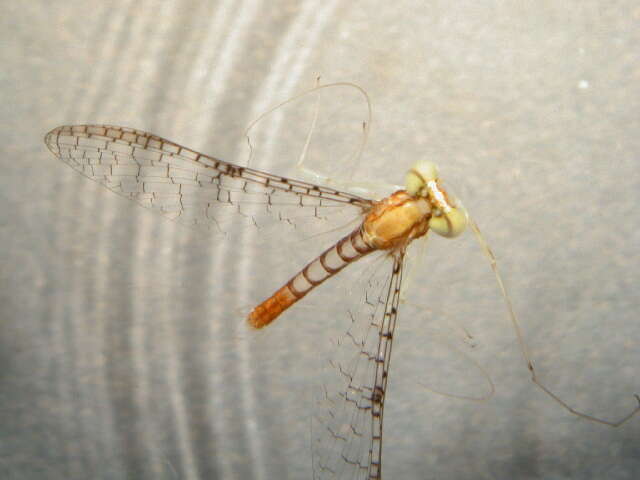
[1,1,639,479]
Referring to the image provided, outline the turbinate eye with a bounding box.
[429,206,468,238]
[405,161,439,196]
[427,177,468,238]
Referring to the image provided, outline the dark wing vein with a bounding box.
[313,251,405,480]
[44,125,373,236]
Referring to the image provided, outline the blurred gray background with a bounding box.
[1,1,639,479]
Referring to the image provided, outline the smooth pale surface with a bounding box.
[1,1,639,479]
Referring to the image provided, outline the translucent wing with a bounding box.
[312,250,405,480]
[44,125,373,236]
[44,123,406,478]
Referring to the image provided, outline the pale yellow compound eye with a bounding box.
[429,206,468,238]
[405,161,439,196]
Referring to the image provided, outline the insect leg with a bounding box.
[470,218,640,427]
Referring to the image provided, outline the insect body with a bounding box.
[44,124,465,479]
[249,165,467,328]
[45,120,638,480]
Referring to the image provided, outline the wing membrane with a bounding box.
[45,123,404,477]
[44,125,373,235]
[313,251,405,480]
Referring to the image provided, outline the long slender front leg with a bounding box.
[470,219,640,426]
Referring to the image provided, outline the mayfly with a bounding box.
[44,84,639,479]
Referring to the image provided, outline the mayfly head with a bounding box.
[405,160,468,238]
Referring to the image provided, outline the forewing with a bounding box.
[312,251,405,480]
[44,125,373,237]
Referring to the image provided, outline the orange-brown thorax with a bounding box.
[363,190,431,250]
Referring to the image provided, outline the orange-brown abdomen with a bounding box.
[246,225,375,328]
[248,284,299,329]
